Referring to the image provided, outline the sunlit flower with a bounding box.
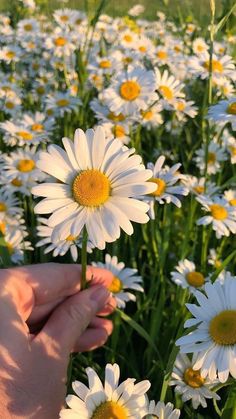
[144,156,188,219]
[32,126,155,249]
[194,140,227,174]
[59,363,150,418]
[155,68,184,108]
[143,401,180,419]
[92,253,143,308]
[45,92,81,117]
[208,98,236,130]
[171,259,208,293]
[196,195,236,238]
[176,276,236,382]
[170,353,220,409]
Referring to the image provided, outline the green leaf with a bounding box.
[221,382,236,419]
[117,309,158,354]
[214,2,236,34]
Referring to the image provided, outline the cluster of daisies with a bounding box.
[0,1,236,417]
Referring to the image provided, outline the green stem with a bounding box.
[81,228,88,290]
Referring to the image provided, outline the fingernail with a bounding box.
[90,286,110,306]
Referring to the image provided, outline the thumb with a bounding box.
[34,285,110,356]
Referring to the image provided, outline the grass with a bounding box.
[0,0,234,25]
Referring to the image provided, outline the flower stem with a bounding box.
[81,228,88,290]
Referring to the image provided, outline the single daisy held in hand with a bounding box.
[176,276,236,382]
[32,126,156,249]
[59,363,150,418]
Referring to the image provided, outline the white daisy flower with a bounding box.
[3,226,33,264]
[2,147,46,184]
[45,28,76,57]
[36,217,94,261]
[171,259,208,293]
[196,195,236,239]
[0,120,44,147]
[194,140,227,175]
[143,401,180,419]
[16,18,39,38]
[128,4,145,17]
[224,189,236,207]
[2,94,22,115]
[222,131,236,163]
[0,45,22,64]
[208,98,236,131]
[192,38,209,55]
[138,103,163,130]
[208,248,222,270]
[170,353,220,409]
[102,66,158,116]
[92,253,143,308]
[155,68,184,109]
[172,99,198,120]
[143,156,189,219]
[181,175,219,197]
[59,363,150,419]
[45,92,81,117]
[32,126,156,250]
[0,190,23,222]
[176,276,236,382]
[188,52,235,82]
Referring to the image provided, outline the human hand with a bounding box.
[0,263,115,419]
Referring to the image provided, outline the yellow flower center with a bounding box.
[123,34,132,42]
[229,146,236,156]
[24,24,33,31]
[17,159,35,172]
[0,202,7,212]
[72,169,111,207]
[157,50,167,60]
[33,63,40,70]
[75,18,82,25]
[197,45,204,52]
[36,86,45,95]
[209,310,236,345]
[60,15,69,22]
[27,41,36,49]
[11,178,22,187]
[56,99,69,107]
[108,276,123,293]
[207,152,216,164]
[0,221,6,235]
[54,37,67,47]
[227,102,236,115]
[99,60,111,68]
[123,56,133,64]
[141,110,153,120]
[176,102,185,111]
[193,186,204,194]
[183,367,205,388]
[186,271,205,287]
[91,401,128,419]
[139,46,146,53]
[203,59,223,73]
[149,178,166,197]
[16,131,33,141]
[229,198,236,206]
[6,51,16,59]
[120,81,141,101]
[46,109,54,116]
[31,123,44,132]
[174,45,181,53]
[215,260,222,269]
[112,124,125,138]
[210,204,228,220]
[5,101,15,109]
[108,112,125,122]
[159,85,173,100]
[66,234,76,241]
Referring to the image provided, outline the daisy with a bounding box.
[196,195,236,239]
[45,92,81,117]
[128,4,145,17]
[0,190,23,222]
[170,353,220,409]
[144,156,188,219]
[45,28,76,57]
[188,52,235,83]
[0,45,22,64]
[32,126,155,250]
[2,147,46,184]
[59,363,150,418]
[53,8,78,26]
[16,18,39,38]
[192,38,209,55]
[208,98,236,130]
[0,120,43,147]
[101,122,131,145]
[92,254,143,308]
[138,103,163,130]
[172,99,198,120]
[36,217,94,261]
[155,69,184,109]
[176,276,236,382]
[222,131,236,163]
[102,66,157,116]
[208,248,222,270]
[3,226,33,264]
[194,140,227,175]
[2,94,22,115]
[224,189,236,207]
[143,401,180,419]
[171,259,208,293]
[181,175,219,197]
[22,111,55,136]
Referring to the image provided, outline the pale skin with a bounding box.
[0,263,116,419]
